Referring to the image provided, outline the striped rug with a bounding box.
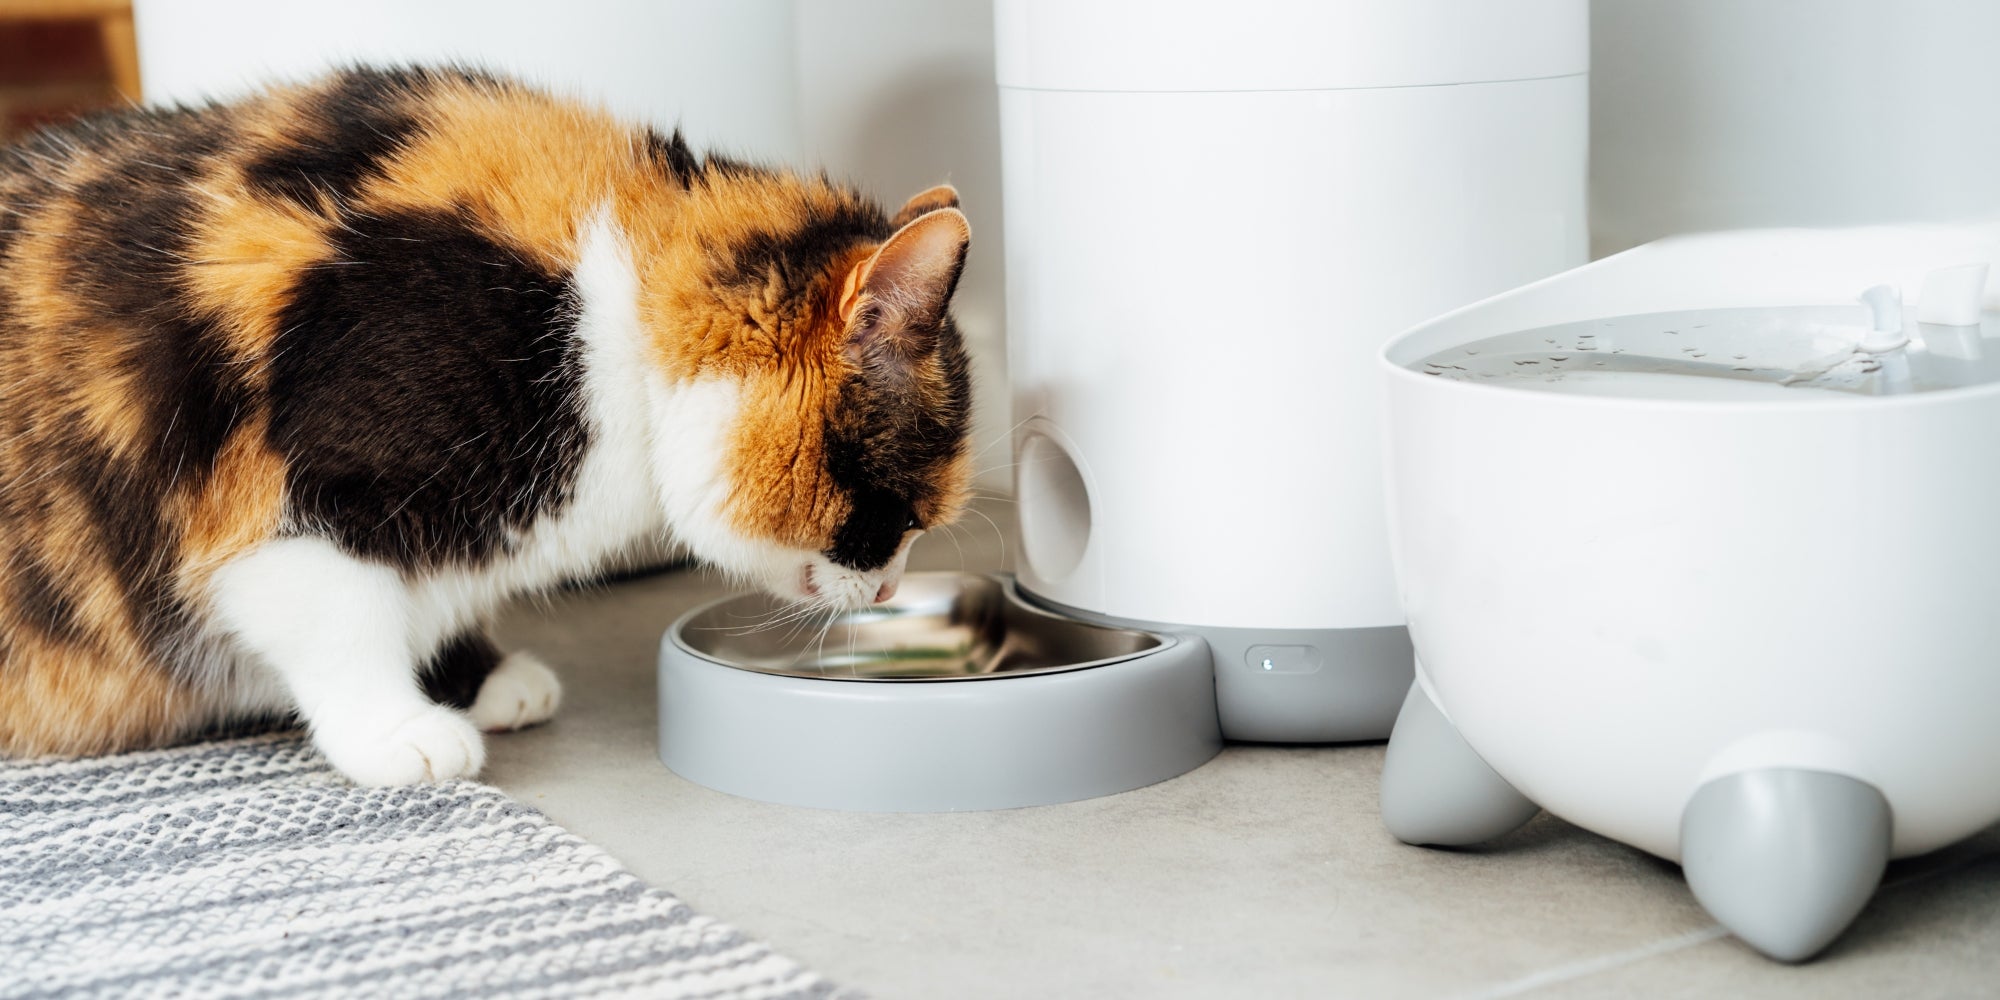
[0,733,848,999]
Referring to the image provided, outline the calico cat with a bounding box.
[0,66,974,784]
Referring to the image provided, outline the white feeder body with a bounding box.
[996,0,1589,739]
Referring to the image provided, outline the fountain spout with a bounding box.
[1856,285,1909,354]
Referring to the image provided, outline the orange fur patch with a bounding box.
[725,371,847,546]
[3,190,155,463]
[0,636,199,757]
[356,79,637,271]
[173,417,286,594]
[184,178,330,364]
[632,179,878,381]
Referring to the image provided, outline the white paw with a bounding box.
[468,651,563,733]
[318,705,486,786]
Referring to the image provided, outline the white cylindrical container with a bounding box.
[996,0,1589,740]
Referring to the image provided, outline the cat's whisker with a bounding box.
[772,591,854,637]
[964,414,1036,465]
[710,605,788,630]
[716,597,823,637]
[776,596,839,650]
[809,603,843,673]
[935,521,969,571]
[742,603,825,635]
[843,603,859,677]
[959,504,1009,566]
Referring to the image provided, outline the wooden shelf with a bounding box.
[0,0,138,101]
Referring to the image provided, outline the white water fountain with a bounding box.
[1377,222,2000,962]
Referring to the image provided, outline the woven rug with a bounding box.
[0,733,848,999]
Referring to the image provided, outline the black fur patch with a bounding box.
[270,208,587,568]
[8,554,85,643]
[824,478,915,571]
[644,128,701,189]
[701,153,763,182]
[821,317,974,570]
[419,631,502,710]
[61,439,191,649]
[0,162,58,263]
[719,201,891,293]
[242,68,439,208]
[62,115,249,491]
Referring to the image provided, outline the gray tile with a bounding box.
[478,501,1999,998]
[1508,836,2000,998]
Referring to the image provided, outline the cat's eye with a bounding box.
[906,516,922,532]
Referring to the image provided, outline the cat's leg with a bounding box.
[421,631,563,732]
[469,651,563,732]
[209,536,483,785]
[418,632,504,711]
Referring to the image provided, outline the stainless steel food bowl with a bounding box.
[658,572,1221,811]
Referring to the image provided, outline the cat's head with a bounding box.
[651,180,974,610]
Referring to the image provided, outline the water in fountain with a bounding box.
[1412,306,2000,401]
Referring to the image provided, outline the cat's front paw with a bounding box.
[469,651,563,732]
[318,706,486,786]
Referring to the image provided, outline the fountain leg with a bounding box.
[1379,681,1540,846]
[1680,769,1891,962]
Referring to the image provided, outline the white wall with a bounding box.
[793,0,1010,490]
[134,0,803,160]
[1590,0,2000,256]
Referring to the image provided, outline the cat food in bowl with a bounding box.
[658,572,1220,811]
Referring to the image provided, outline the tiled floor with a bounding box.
[483,503,2000,998]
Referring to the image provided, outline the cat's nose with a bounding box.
[873,535,916,603]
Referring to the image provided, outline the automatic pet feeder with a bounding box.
[1376,223,2000,961]
[995,0,1586,742]
[658,0,1587,812]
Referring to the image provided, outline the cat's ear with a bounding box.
[889,184,960,229]
[838,208,970,363]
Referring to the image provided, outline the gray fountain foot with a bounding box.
[1680,768,1892,962]
[1379,681,1540,846]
